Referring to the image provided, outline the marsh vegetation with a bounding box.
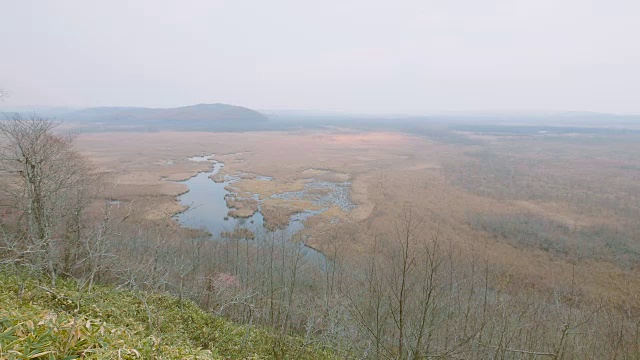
[2,114,640,358]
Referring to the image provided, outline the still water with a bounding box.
[174,155,327,262]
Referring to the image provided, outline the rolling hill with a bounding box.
[64,103,268,123]
[59,103,270,131]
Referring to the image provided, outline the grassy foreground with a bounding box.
[0,268,336,359]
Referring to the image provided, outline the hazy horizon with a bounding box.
[2,1,639,114]
[3,104,639,118]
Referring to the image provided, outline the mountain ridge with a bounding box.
[63,103,269,123]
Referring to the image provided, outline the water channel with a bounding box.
[174,155,342,263]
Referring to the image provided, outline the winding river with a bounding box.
[173,155,328,262]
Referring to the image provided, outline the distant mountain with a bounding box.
[63,103,269,123]
[5,104,638,133]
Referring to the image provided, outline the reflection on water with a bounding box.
[174,155,328,263]
[176,161,265,236]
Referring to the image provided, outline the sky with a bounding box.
[1,0,639,114]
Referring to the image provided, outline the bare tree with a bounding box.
[0,88,9,101]
[0,113,97,284]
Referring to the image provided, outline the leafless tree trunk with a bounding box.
[0,88,9,102]
[0,113,97,285]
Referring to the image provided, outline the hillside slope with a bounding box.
[65,103,268,123]
[0,268,336,359]
[58,104,270,132]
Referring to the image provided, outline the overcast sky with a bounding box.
[1,0,639,113]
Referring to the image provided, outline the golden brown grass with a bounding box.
[75,130,640,308]
[226,197,258,218]
[234,178,309,199]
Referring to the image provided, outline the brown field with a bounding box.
[76,128,640,308]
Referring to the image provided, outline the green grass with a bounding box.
[0,268,337,359]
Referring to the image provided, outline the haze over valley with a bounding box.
[2,1,640,358]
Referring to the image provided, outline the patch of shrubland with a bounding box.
[445,145,640,220]
[472,212,640,269]
[0,267,336,359]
